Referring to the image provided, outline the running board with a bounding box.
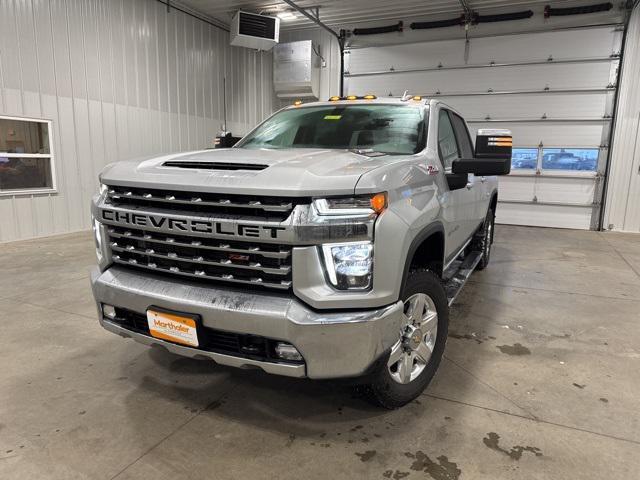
[443,250,482,306]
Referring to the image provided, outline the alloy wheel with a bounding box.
[387,293,438,384]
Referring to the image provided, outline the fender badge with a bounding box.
[426,165,439,175]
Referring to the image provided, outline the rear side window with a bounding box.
[437,110,460,169]
[449,113,474,159]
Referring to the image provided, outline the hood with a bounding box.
[99,148,406,197]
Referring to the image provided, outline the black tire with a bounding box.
[363,270,449,409]
[473,208,494,270]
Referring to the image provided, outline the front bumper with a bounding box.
[90,266,405,379]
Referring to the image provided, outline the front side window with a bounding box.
[449,113,474,159]
[0,116,55,194]
[237,104,426,155]
[437,110,460,170]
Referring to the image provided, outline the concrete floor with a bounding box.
[1,225,639,480]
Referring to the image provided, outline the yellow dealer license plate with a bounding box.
[147,309,199,347]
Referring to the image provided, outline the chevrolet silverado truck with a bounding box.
[90,95,512,408]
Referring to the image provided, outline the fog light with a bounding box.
[274,342,303,361]
[102,304,116,319]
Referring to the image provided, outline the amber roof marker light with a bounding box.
[293,99,303,106]
[327,95,378,101]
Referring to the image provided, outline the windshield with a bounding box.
[236,104,427,155]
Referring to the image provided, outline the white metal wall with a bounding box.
[604,4,640,233]
[0,0,273,242]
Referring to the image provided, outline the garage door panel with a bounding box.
[467,27,620,64]
[439,92,609,120]
[496,176,536,201]
[499,176,596,204]
[535,177,596,204]
[346,27,619,74]
[469,122,607,148]
[347,63,613,97]
[496,203,592,229]
[347,39,468,74]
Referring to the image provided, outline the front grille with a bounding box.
[106,185,303,222]
[106,225,292,290]
[109,307,303,364]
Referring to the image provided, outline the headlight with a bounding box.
[321,241,373,290]
[92,216,103,263]
[313,192,387,216]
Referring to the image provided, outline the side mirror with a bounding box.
[451,129,512,176]
[214,132,242,148]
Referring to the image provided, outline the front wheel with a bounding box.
[363,270,448,409]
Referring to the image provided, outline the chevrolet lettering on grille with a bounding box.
[101,209,286,239]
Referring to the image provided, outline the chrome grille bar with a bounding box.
[107,229,290,259]
[107,189,293,212]
[111,256,292,290]
[110,243,291,276]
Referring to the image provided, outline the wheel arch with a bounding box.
[400,222,446,296]
[489,189,498,214]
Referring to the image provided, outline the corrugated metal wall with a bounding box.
[604,4,640,233]
[0,0,273,242]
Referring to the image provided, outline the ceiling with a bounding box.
[175,0,576,29]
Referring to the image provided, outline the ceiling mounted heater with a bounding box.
[230,11,280,51]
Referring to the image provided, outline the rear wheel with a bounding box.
[363,270,448,409]
[473,208,494,270]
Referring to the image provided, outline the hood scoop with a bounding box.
[162,161,268,171]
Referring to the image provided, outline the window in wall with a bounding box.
[0,116,55,194]
[511,148,538,170]
[541,148,598,171]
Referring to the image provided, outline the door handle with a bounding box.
[466,182,474,190]
[481,176,486,183]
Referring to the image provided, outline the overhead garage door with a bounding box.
[344,26,623,229]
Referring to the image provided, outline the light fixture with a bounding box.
[102,304,117,319]
[274,342,303,361]
[276,10,296,20]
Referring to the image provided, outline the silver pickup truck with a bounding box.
[90,96,511,408]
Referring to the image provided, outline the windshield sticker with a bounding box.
[323,115,342,120]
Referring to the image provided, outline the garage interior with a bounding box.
[1,0,639,479]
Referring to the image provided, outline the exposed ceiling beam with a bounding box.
[156,0,230,31]
[280,0,341,41]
